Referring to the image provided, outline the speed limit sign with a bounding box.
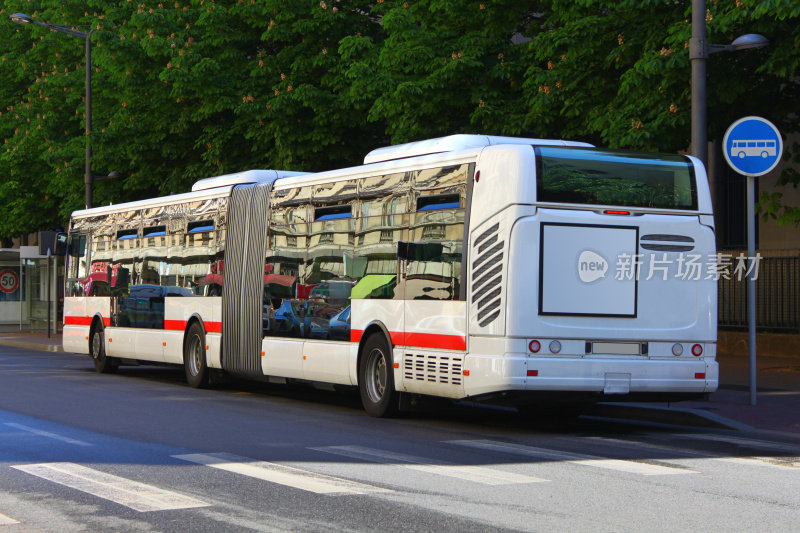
[0,269,19,294]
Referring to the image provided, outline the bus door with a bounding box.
[398,241,467,398]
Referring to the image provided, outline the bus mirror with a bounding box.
[56,233,68,256]
[67,234,86,257]
[39,230,67,256]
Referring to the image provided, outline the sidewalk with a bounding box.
[0,329,64,353]
[1,330,799,436]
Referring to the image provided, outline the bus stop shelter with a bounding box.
[0,246,61,333]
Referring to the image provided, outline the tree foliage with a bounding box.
[1,0,798,238]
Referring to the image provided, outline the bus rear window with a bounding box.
[535,147,697,210]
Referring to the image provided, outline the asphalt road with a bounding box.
[1,346,799,532]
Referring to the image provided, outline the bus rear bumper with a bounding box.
[463,353,718,398]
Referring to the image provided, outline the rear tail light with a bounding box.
[691,344,703,356]
[549,340,562,354]
[529,340,541,353]
[672,343,684,356]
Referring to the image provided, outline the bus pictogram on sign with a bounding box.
[729,139,777,159]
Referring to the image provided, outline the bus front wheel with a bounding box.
[359,333,399,418]
[91,326,118,374]
[184,322,208,388]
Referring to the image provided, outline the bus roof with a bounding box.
[363,134,593,164]
[71,169,303,219]
[191,169,309,192]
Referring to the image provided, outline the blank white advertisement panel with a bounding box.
[539,223,638,317]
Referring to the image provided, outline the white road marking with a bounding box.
[588,437,800,471]
[311,445,547,485]
[173,453,390,495]
[447,440,697,476]
[0,513,19,525]
[583,436,707,456]
[4,422,92,446]
[714,457,800,471]
[672,433,800,454]
[11,463,209,512]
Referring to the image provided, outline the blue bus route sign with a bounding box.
[722,116,783,177]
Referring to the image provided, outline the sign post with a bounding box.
[722,116,783,406]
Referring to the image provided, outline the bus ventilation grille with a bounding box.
[472,222,503,327]
[404,354,463,386]
[640,234,695,252]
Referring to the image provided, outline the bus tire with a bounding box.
[359,333,399,418]
[91,326,118,374]
[184,322,208,388]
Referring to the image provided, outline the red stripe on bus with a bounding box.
[64,316,110,327]
[349,329,466,351]
[402,332,466,351]
[164,320,188,331]
[64,316,92,326]
[165,320,221,333]
[64,317,221,333]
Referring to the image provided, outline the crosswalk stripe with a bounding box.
[447,440,697,476]
[311,445,547,485]
[714,457,800,471]
[172,453,389,495]
[11,463,210,512]
[4,422,92,446]
[0,513,19,525]
[672,433,800,454]
[587,437,800,471]
[583,436,706,457]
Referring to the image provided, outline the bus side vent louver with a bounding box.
[404,353,463,386]
[472,223,503,327]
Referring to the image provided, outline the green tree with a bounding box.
[340,0,536,143]
[521,0,800,222]
[1,0,799,239]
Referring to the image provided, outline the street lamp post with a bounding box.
[689,1,770,407]
[689,1,769,170]
[10,13,96,209]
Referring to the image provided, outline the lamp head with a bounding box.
[730,33,769,51]
[9,13,34,25]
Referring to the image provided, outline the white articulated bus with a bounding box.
[63,135,717,417]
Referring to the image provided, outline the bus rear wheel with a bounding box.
[359,333,399,418]
[184,322,208,388]
[91,327,118,374]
